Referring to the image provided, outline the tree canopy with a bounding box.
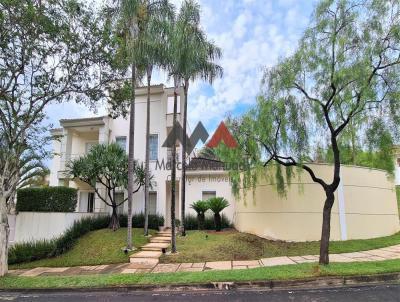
[219,0,400,264]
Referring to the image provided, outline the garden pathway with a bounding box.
[9,231,400,277]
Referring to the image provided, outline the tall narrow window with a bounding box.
[149,192,157,215]
[167,96,181,114]
[87,192,95,213]
[149,134,158,161]
[115,136,127,152]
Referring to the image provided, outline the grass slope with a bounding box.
[1,259,400,289]
[160,230,400,263]
[10,228,156,269]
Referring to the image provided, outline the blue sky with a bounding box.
[45,0,318,135]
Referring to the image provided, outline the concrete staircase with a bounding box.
[129,230,171,267]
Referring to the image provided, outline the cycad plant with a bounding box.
[207,197,229,232]
[190,200,209,230]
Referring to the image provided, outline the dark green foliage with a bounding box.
[118,213,164,230]
[8,215,109,264]
[190,200,209,230]
[184,214,232,231]
[16,187,78,212]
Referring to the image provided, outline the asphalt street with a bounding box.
[0,284,399,302]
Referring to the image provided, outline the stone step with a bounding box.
[157,233,172,237]
[130,250,162,259]
[150,237,171,243]
[142,242,170,252]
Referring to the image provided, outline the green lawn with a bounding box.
[10,228,156,270]
[160,230,400,264]
[1,259,400,289]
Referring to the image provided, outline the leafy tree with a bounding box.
[190,200,209,230]
[68,143,148,231]
[207,197,229,232]
[221,0,400,265]
[0,0,113,276]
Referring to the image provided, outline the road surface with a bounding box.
[0,284,399,301]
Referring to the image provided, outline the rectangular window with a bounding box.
[79,192,94,212]
[149,134,158,161]
[397,158,400,167]
[167,96,181,114]
[149,192,157,215]
[87,192,95,213]
[115,136,127,152]
[202,191,216,201]
[115,192,125,215]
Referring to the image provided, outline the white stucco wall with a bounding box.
[13,212,107,243]
[7,214,16,245]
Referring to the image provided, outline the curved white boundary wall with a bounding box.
[12,212,107,244]
[234,164,400,242]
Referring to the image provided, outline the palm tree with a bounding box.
[207,197,229,232]
[190,200,209,230]
[174,0,223,237]
[117,0,174,248]
[142,1,174,236]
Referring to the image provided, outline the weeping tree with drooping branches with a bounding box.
[219,0,400,265]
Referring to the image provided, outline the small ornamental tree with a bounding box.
[207,197,229,232]
[68,144,148,231]
[220,0,400,265]
[190,200,209,230]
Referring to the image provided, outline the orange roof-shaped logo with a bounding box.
[206,121,238,149]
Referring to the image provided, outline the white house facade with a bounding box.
[49,84,235,226]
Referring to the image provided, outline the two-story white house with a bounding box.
[49,84,235,226]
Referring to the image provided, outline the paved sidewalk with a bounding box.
[9,243,400,277]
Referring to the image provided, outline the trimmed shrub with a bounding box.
[118,213,164,230]
[8,215,109,265]
[16,187,78,212]
[184,214,232,230]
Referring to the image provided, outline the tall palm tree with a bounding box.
[174,0,223,237]
[118,0,174,245]
[117,0,141,250]
[166,0,222,251]
[141,1,174,236]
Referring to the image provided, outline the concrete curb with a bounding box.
[1,272,399,293]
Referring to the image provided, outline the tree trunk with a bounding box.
[198,213,205,230]
[0,194,9,276]
[214,213,222,232]
[180,80,189,236]
[127,64,136,250]
[109,205,120,231]
[170,77,179,253]
[319,190,335,264]
[144,65,153,236]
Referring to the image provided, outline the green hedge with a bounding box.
[8,215,109,265]
[16,187,78,212]
[118,213,165,229]
[184,213,232,230]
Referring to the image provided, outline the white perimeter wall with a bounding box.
[12,212,107,244]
